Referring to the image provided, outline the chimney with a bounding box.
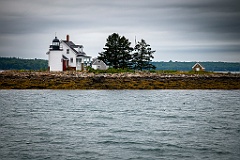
[66,35,69,42]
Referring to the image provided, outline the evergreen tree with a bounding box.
[132,39,156,70]
[118,36,133,69]
[98,33,133,69]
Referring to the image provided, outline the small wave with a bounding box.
[97,140,142,145]
[110,129,143,134]
[136,147,165,153]
[94,115,114,120]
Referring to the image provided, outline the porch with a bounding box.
[76,56,91,71]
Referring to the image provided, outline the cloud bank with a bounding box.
[0,0,239,61]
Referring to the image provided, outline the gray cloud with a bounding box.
[0,0,239,61]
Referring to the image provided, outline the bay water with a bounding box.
[0,90,239,160]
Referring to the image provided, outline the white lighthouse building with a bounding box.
[46,35,92,71]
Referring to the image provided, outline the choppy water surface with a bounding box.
[0,90,240,160]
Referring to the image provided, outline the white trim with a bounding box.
[192,62,205,69]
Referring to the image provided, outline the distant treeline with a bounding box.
[0,57,239,71]
[151,61,240,71]
[0,57,48,70]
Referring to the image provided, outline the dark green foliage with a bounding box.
[151,62,240,71]
[98,33,133,69]
[118,36,133,69]
[132,39,156,70]
[98,33,156,70]
[0,57,48,70]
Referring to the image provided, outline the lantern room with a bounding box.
[50,36,60,50]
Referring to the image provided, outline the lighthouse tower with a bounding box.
[47,36,64,71]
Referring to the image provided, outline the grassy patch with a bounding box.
[87,67,135,74]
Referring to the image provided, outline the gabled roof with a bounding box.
[92,58,107,66]
[192,62,205,69]
[63,41,76,47]
[61,40,86,56]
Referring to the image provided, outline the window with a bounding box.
[70,58,73,63]
[53,42,59,46]
[66,49,69,54]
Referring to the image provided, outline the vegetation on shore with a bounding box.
[1,57,239,72]
[0,34,239,90]
[0,70,239,89]
[87,67,218,75]
[98,33,156,70]
[0,57,48,70]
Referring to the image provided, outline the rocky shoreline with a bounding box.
[0,71,239,89]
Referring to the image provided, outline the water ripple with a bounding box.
[0,90,239,160]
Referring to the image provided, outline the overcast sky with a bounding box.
[0,0,240,62]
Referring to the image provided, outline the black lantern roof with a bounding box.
[52,36,60,43]
[50,36,61,50]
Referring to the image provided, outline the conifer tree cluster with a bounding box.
[98,33,156,70]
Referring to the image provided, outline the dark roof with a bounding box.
[53,36,60,42]
[62,40,85,55]
[63,40,75,47]
[62,55,69,60]
[77,52,86,56]
[77,54,91,58]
